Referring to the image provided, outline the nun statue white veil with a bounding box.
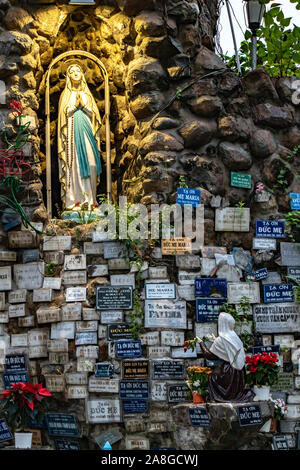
[57,62,102,210]
[210,312,246,370]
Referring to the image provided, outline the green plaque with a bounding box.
[270,373,294,391]
[231,172,252,189]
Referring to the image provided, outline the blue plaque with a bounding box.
[0,419,12,443]
[95,362,114,378]
[115,340,142,358]
[237,405,263,426]
[46,413,80,437]
[255,220,285,238]
[245,268,268,282]
[22,249,39,264]
[176,188,201,207]
[119,381,149,400]
[194,278,227,298]
[5,354,27,373]
[189,407,211,427]
[263,284,294,303]
[290,193,300,210]
[252,345,280,355]
[27,417,47,429]
[2,372,28,389]
[122,399,148,414]
[196,297,226,322]
[55,439,81,450]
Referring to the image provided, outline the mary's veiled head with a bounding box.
[218,312,235,335]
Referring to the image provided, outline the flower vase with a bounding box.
[253,385,270,401]
[192,392,204,404]
[14,432,32,449]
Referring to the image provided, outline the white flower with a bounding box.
[194,380,200,387]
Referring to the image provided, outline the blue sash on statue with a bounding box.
[73,108,102,179]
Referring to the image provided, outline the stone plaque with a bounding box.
[11,334,28,347]
[145,300,186,329]
[149,266,168,279]
[0,266,12,291]
[86,398,122,423]
[100,311,123,324]
[0,312,8,323]
[45,375,65,392]
[67,386,88,399]
[177,285,195,301]
[288,267,300,282]
[33,288,53,303]
[9,303,26,318]
[14,262,44,290]
[201,258,217,276]
[62,271,87,286]
[22,249,39,264]
[110,274,135,289]
[103,242,125,259]
[263,284,294,303]
[140,331,160,346]
[108,258,130,270]
[172,347,197,358]
[201,247,227,258]
[148,346,171,358]
[270,373,294,391]
[145,283,176,300]
[95,429,123,450]
[253,303,300,333]
[273,335,294,348]
[8,231,36,248]
[125,437,149,450]
[64,254,86,271]
[227,282,260,304]
[161,331,184,347]
[83,242,104,255]
[43,278,62,290]
[43,236,72,251]
[96,286,133,310]
[215,208,250,232]
[151,381,167,401]
[47,339,68,353]
[0,293,5,311]
[252,238,277,251]
[152,360,184,380]
[88,265,108,277]
[65,373,88,385]
[89,377,119,393]
[0,251,16,262]
[195,322,218,338]
[18,316,35,328]
[176,254,201,269]
[51,322,75,340]
[82,308,99,321]
[77,359,95,372]
[161,238,192,255]
[8,289,27,304]
[61,303,82,322]
[65,287,86,302]
[123,360,149,379]
[48,352,69,364]
[76,321,98,332]
[36,307,60,324]
[178,271,201,285]
[281,243,300,267]
[75,332,97,346]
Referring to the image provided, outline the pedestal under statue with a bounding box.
[200,313,254,403]
[58,62,102,211]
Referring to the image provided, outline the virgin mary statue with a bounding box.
[58,62,102,210]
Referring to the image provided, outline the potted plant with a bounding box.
[186,366,212,403]
[269,396,287,432]
[245,352,280,401]
[0,382,52,449]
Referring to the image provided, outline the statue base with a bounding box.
[61,210,102,224]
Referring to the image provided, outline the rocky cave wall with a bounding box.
[0,0,299,451]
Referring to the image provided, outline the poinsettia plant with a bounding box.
[0,382,52,431]
[245,352,280,387]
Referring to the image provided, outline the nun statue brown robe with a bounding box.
[200,342,254,403]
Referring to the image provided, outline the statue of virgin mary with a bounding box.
[58,62,102,210]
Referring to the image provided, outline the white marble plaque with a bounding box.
[201,258,217,276]
[125,437,149,450]
[171,347,197,358]
[11,333,28,347]
[110,274,135,289]
[51,322,75,340]
[48,352,69,364]
[139,331,160,346]
[88,265,109,277]
[108,258,130,270]
[86,398,122,423]
[104,242,124,259]
[45,375,65,392]
[82,308,99,321]
[262,271,282,285]
[0,251,16,262]
[195,322,218,338]
[148,346,171,358]
[62,271,87,286]
[33,288,53,303]
[47,339,68,352]
[177,285,195,301]
[254,303,300,333]
[145,300,186,329]
[178,271,201,285]
[0,266,12,291]
[43,236,72,251]
[64,254,86,271]
[8,231,36,248]
[83,242,104,255]
[61,303,82,321]
[28,329,50,346]
[0,293,5,311]
[151,381,167,401]
[76,321,98,332]
[98,325,107,339]
[18,316,35,328]
[285,404,300,419]
[8,289,27,304]
[161,331,185,347]
[9,303,26,318]
[77,359,95,372]
[100,311,123,324]
[67,385,88,399]
[273,335,295,348]
[66,287,86,302]
[145,283,176,300]
[281,243,300,266]
[76,345,99,359]
[43,278,62,290]
[65,372,88,385]
[88,377,119,393]
[215,208,250,231]
[227,282,260,304]
[28,345,48,358]
[92,231,113,242]
[149,266,168,279]
[14,262,44,290]
[36,307,61,324]
[252,238,277,250]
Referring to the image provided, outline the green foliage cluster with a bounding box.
[221,296,252,326]
[224,0,300,77]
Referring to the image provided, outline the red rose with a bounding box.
[10,100,23,117]
[74,202,80,207]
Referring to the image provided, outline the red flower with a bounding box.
[10,100,23,117]
[74,202,80,207]
[93,203,98,208]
